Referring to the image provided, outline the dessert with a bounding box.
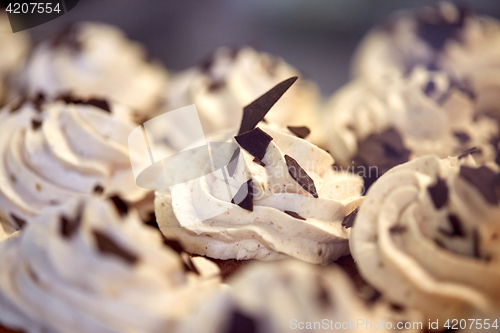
[177,260,421,333]
[350,154,500,327]
[0,94,150,234]
[15,22,168,122]
[0,196,220,333]
[149,46,325,148]
[323,66,498,188]
[0,13,30,107]
[156,78,363,265]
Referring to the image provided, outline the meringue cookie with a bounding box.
[350,155,500,327]
[151,47,325,147]
[177,260,421,333]
[16,22,168,121]
[156,123,364,265]
[0,196,220,333]
[0,96,150,233]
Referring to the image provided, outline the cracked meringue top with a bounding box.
[350,155,500,327]
[0,196,220,333]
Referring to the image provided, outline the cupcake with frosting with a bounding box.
[16,22,168,122]
[323,66,498,189]
[350,154,500,328]
[0,196,220,333]
[177,260,421,333]
[0,13,30,107]
[156,78,364,265]
[150,46,325,148]
[0,94,151,234]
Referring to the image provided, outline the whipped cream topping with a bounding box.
[151,47,325,148]
[350,155,500,325]
[324,66,498,167]
[177,260,421,333]
[0,13,30,107]
[0,96,150,232]
[156,123,363,265]
[0,197,220,333]
[17,22,168,121]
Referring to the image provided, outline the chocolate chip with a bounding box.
[109,195,129,217]
[427,177,448,209]
[10,213,27,230]
[226,309,257,333]
[93,184,104,194]
[234,127,273,161]
[93,230,138,265]
[252,157,265,167]
[438,214,465,238]
[31,119,43,131]
[459,166,498,204]
[284,210,306,220]
[389,225,408,234]
[341,207,359,229]
[227,148,240,177]
[472,229,481,259]
[231,179,254,212]
[238,76,298,135]
[162,237,185,254]
[453,131,470,144]
[285,155,318,198]
[458,147,482,159]
[287,126,311,139]
[59,203,84,239]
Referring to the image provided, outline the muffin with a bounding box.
[177,260,421,333]
[0,94,151,234]
[156,78,364,265]
[0,13,30,107]
[15,22,168,122]
[149,46,325,148]
[350,154,500,328]
[323,66,498,189]
[0,196,220,333]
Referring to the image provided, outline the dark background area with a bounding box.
[24,0,500,95]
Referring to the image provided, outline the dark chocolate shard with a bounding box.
[93,184,104,194]
[226,309,257,333]
[427,177,448,209]
[231,179,254,212]
[252,157,265,167]
[10,213,27,230]
[472,229,481,259]
[238,76,298,135]
[284,155,318,198]
[453,131,470,144]
[85,98,111,113]
[389,225,408,234]
[458,147,481,159]
[227,148,240,177]
[93,230,138,265]
[284,210,306,220]
[438,214,465,238]
[162,237,185,254]
[31,119,43,131]
[459,166,498,204]
[109,195,129,217]
[287,126,311,139]
[341,207,359,229]
[56,94,111,113]
[60,202,84,239]
[234,127,273,161]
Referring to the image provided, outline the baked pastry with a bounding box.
[0,95,150,234]
[177,259,421,333]
[15,22,168,122]
[350,154,500,328]
[323,66,498,188]
[0,13,30,107]
[156,78,363,265]
[149,46,325,148]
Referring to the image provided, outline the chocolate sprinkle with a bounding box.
[438,214,465,238]
[93,184,104,194]
[459,166,498,204]
[231,179,254,212]
[93,230,138,265]
[234,127,273,161]
[226,310,257,333]
[10,213,27,230]
[252,157,266,167]
[389,225,408,234]
[427,177,448,209]
[109,195,129,217]
[284,210,306,220]
[31,119,43,131]
[287,126,311,139]
[284,155,318,198]
[453,131,470,144]
[59,203,84,239]
[238,76,298,135]
[341,207,359,229]
[227,148,240,177]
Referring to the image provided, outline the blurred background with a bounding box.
[24,0,500,95]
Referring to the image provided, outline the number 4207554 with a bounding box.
[444,319,498,330]
[5,2,61,14]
